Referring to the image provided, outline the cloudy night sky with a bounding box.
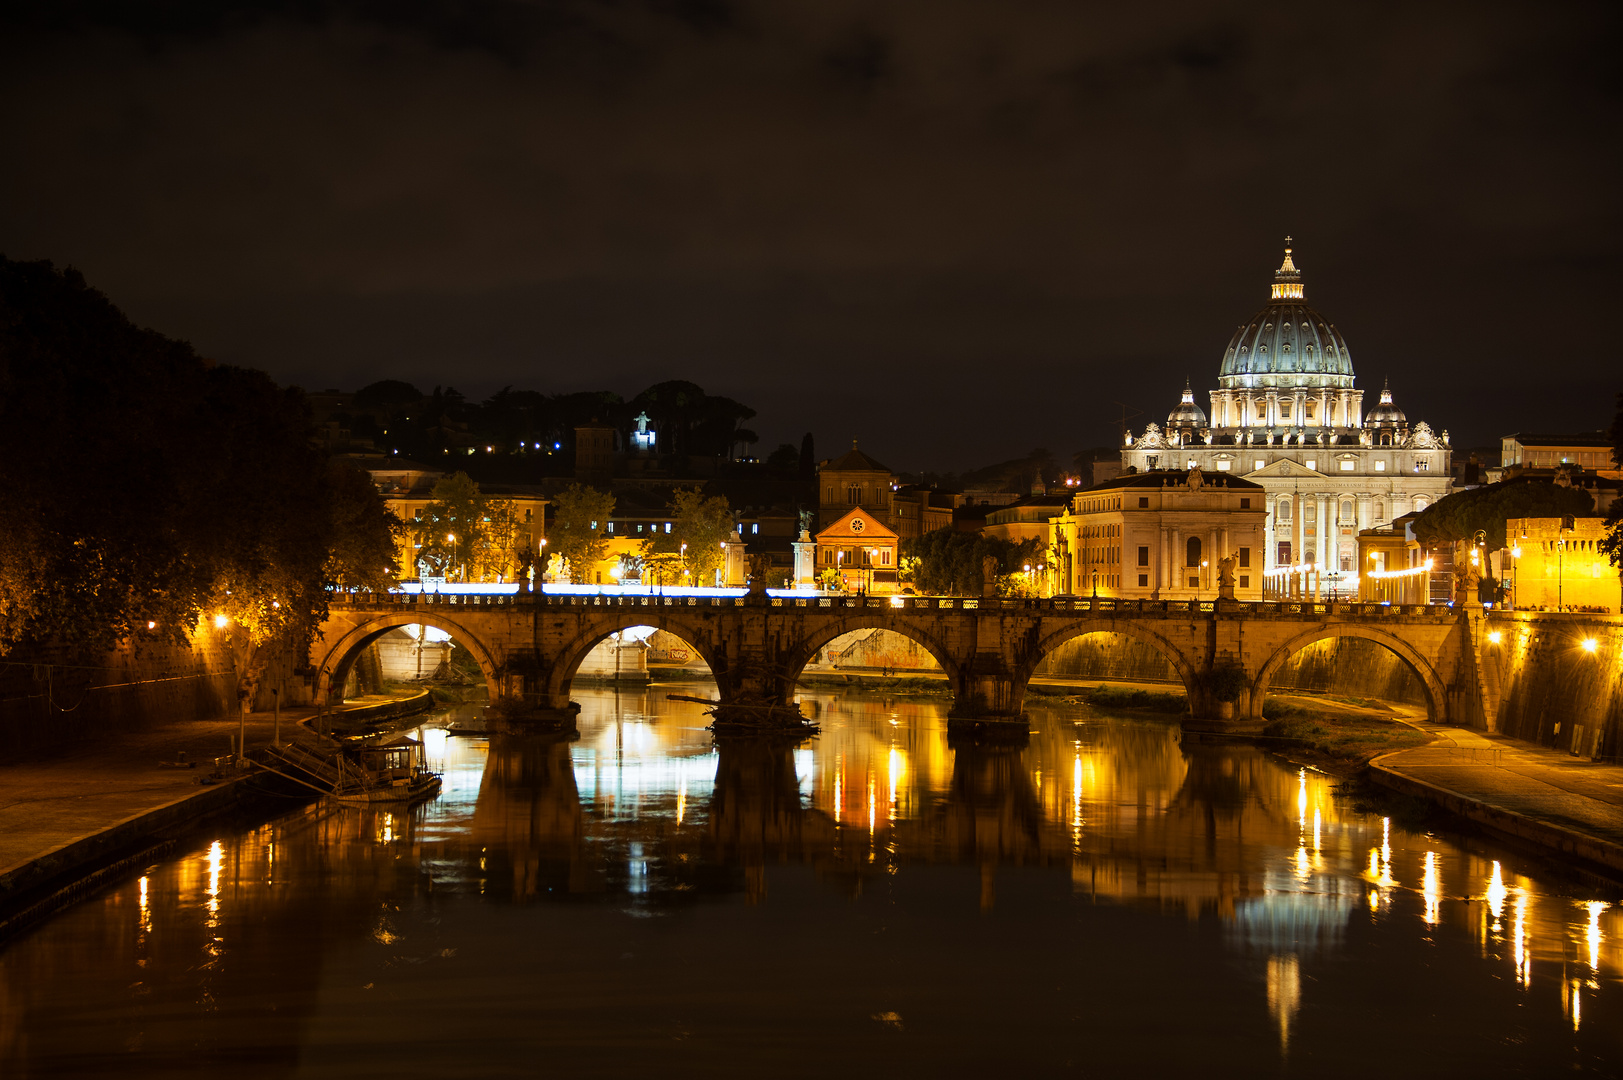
[2,0,1618,470]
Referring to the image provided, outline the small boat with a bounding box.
[333,735,443,804]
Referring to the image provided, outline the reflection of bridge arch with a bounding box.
[1021,622,1199,711]
[316,612,502,704]
[784,615,963,693]
[546,614,720,705]
[1253,624,1445,721]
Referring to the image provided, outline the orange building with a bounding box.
[815,507,900,593]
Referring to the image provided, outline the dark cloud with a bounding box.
[1,0,1619,469]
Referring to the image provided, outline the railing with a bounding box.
[326,591,1461,619]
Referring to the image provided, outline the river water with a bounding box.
[2,683,1620,1077]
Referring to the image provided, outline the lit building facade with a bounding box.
[1048,467,1267,600]
[1504,516,1620,612]
[815,507,900,593]
[1121,241,1453,594]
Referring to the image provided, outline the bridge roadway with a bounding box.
[315,591,1491,730]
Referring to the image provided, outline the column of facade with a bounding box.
[1317,494,1332,595]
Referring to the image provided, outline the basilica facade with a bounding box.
[1120,241,1453,587]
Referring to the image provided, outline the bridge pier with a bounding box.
[946,662,1029,739]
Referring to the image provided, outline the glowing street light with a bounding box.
[214,614,229,629]
[1581,637,1599,653]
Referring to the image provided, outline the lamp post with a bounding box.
[680,542,688,585]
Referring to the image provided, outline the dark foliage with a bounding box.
[902,529,1045,596]
[0,256,398,656]
[1411,477,1594,551]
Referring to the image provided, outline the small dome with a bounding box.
[1365,379,1407,426]
[1166,380,1208,427]
[1218,239,1355,390]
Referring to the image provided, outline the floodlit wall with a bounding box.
[1490,615,1623,759]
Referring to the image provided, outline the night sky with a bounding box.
[3,1,1618,471]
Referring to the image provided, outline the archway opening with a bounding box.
[798,628,944,686]
[569,625,716,688]
[1255,631,1442,752]
[1026,629,1191,714]
[333,621,496,705]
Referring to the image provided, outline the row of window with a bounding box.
[820,548,893,566]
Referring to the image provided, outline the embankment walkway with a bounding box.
[0,691,430,922]
[1372,724,1623,876]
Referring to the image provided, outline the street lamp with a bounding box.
[680,541,688,584]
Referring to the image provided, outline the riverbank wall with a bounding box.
[0,771,305,939]
[1482,612,1622,758]
[0,635,318,760]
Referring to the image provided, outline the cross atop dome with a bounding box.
[1272,236,1303,300]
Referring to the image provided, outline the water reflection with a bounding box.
[1,683,1620,1076]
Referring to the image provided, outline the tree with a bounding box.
[412,472,490,580]
[0,256,401,710]
[765,443,800,476]
[901,529,1045,595]
[1601,391,1623,575]
[551,484,616,583]
[643,487,733,584]
[1412,478,1594,552]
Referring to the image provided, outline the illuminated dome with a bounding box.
[1166,380,1207,427]
[1218,239,1355,391]
[1364,379,1406,426]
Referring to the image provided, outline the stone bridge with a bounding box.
[313,592,1498,731]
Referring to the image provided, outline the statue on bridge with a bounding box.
[1216,552,1238,596]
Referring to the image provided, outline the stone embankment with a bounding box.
[1370,723,1623,877]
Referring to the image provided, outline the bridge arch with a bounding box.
[545,612,722,708]
[316,611,502,705]
[1252,624,1446,722]
[783,615,963,693]
[1019,621,1201,713]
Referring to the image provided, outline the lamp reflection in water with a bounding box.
[1266,955,1300,1053]
[1422,852,1441,926]
[1513,894,1531,988]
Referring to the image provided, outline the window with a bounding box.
[1138,574,1149,587]
[1138,497,1149,508]
[1277,497,1291,522]
[665,523,672,533]
[1240,498,1250,509]
[414,508,423,520]
[1339,459,1355,471]
[1414,497,1429,512]
[1415,459,1430,472]
[1187,459,1197,469]
[752,523,759,534]
[1254,459,1265,471]
[848,485,861,504]
[1240,575,1250,588]
[1135,545,1149,567]
[1375,460,1386,472]
[1188,576,1200,587]
[1185,536,1202,568]
[1215,459,1231,471]
[1146,456,1158,469]
[1278,541,1292,563]
[607,522,614,533]
[1305,403,1316,419]
[881,550,891,565]
[637,524,644,533]
[1304,458,1317,471]
[1239,547,1251,568]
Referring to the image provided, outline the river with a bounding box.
[1,682,1619,1077]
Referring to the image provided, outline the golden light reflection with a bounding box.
[1294,845,1310,880]
[1312,808,1320,853]
[1513,894,1530,987]
[1585,901,1606,974]
[676,778,687,827]
[888,746,903,821]
[205,840,222,916]
[1296,769,1307,830]
[1564,977,1582,1031]
[1422,851,1440,926]
[1266,955,1300,1053]
[378,812,395,845]
[138,874,151,934]
[833,757,844,825]
[1071,754,1083,839]
[867,773,877,835]
[1486,862,1506,925]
